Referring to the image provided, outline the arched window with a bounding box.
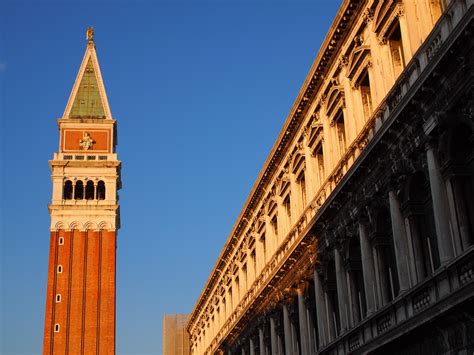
[63,180,73,200]
[96,180,106,200]
[85,180,95,200]
[74,180,84,200]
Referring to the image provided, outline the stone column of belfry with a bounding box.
[425,140,455,263]
[43,28,121,355]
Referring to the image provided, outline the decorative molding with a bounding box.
[363,8,374,24]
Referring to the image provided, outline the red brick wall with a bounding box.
[43,229,116,354]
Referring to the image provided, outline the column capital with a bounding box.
[296,281,309,295]
[358,214,370,226]
[282,288,297,303]
[424,137,439,152]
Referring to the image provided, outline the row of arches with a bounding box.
[53,220,111,231]
[63,180,106,200]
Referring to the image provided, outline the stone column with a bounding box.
[426,142,455,263]
[388,190,410,292]
[306,307,316,354]
[297,285,309,355]
[373,244,391,305]
[283,303,293,355]
[347,270,361,324]
[291,322,298,355]
[325,288,336,340]
[258,327,265,355]
[335,248,349,331]
[405,215,427,282]
[249,337,255,355]
[314,269,328,346]
[359,222,376,314]
[270,315,278,355]
[241,345,246,355]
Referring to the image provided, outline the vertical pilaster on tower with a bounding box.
[43,28,121,355]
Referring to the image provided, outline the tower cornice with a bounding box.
[49,160,121,168]
[57,117,117,126]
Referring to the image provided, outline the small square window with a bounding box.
[57,265,63,273]
[54,323,60,332]
[58,237,64,246]
[56,294,61,303]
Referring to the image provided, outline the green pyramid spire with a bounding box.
[69,57,106,118]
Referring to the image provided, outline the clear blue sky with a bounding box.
[0,1,340,354]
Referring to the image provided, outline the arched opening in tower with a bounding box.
[85,180,95,200]
[97,180,106,200]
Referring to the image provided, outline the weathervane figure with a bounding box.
[86,26,94,42]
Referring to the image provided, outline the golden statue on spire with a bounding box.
[86,27,94,42]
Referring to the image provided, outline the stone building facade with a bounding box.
[164,314,191,355]
[43,30,121,354]
[188,0,473,354]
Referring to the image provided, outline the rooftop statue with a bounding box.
[86,26,94,42]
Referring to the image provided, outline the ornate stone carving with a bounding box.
[339,54,349,69]
[397,3,405,17]
[354,35,364,46]
[377,35,387,46]
[79,132,95,150]
[363,8,374,24]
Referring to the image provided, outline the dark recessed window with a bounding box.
[74,180,84,200]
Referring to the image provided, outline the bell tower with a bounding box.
[43,28,121,355]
